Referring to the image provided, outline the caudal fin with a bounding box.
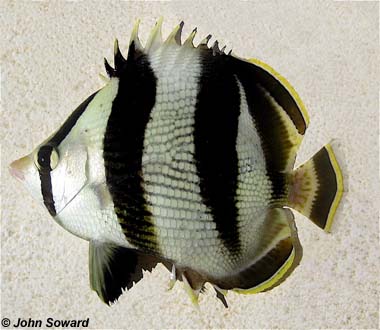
[287,144,343,232]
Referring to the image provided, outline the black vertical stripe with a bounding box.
[310,147,337,229]
[103,43,159,253]
[194,51,241,256]
[39,92,98,216]
[37,145,55,215]
[39,170,56,216]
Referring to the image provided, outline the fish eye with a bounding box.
[34,145,59,172]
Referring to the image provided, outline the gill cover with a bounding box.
[50,144,88,214]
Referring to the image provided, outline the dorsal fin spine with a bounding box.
[184,27,197,48]
[114,38,127,71]
[104,58,116,77]
[199,34,212,47]
[145,17,164,53]
[105,20,232,76]
[165,22,181,45]
[129,19,143,50]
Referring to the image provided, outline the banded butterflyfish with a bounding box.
[10,18,343,307]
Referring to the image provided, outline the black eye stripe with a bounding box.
[36,145,56,216]
[39,170,56,216]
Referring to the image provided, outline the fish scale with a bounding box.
[57,183,128,246]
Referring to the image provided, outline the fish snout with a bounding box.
[9,156,32,181]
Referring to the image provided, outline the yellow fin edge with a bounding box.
[248,58,310,127]
[323,143,344,233]
[233,248,295,295]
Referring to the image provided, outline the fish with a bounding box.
[9,18,343,308]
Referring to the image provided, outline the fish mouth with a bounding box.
[9,156,31,182]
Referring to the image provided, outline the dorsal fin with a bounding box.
[247,58,309,134]
[104,19,235,79]
[234,57,309,172]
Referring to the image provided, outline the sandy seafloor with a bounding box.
[1,1,379,329]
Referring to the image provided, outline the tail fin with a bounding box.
[287,144,343,232]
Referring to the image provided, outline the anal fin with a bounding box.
[89,241,160,305]
[214,208,302,294]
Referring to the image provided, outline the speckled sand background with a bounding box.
[1,1,379,329]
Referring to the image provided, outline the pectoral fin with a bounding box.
[89,241,159,305]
